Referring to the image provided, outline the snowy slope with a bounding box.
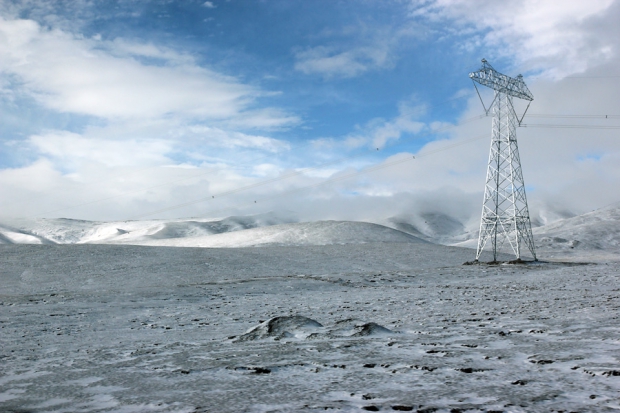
[534,204,620,259]
[0,217,425,247]
[453,204,620,261]
[122,220,426,247]
[386,211,472,244]
[0,213,296,245]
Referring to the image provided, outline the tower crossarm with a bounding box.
[469,59,533,101]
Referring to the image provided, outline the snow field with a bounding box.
[1,243,619,412]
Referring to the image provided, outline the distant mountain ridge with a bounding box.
[0,215,424,247]
[0,213,295,245]
[1,205,619,260]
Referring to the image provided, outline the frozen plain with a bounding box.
[1,210,620,412]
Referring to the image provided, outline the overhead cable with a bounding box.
[129,133,489,220]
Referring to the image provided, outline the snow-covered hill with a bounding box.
[0,213,296,245]
[452,204,620,261]
[386,211,472,244]
[0,216,424,247]
[2,204,619,260]
[121,221,426,248]
[534,204,620,259]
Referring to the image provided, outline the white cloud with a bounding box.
[369,100,427,148]
[314,99,427,150]
[28,131,172,168]
[182,125,290,153]
[1,3,618,226]
[294,45,392,78]
[291,18,417,79]
[221,108,301,131]
[409,0,618,78]
[203,1,216,9]
[22,118,291,170]
[0,16,296,127]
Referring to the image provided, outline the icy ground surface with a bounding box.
[1,243,620,412]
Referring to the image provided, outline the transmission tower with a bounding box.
[470,59,537,262]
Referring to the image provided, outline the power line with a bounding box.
[25,113,488,219]
[521,113,620,129]
[565,75,620,79]
[521,124,620,129]
[129,133,489,220]
[8,93,477,215]
[526,75,620,80]
[10,107,619,220]
[19,112,619,219]
[525,114,619,119]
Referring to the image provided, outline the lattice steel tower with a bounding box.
[470,59,536,261]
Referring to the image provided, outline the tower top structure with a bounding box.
[469,59,533,102]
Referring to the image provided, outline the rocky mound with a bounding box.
[235,316,394,342]
[234,316,324,342]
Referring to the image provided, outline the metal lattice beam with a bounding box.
[469,59,533,102]
[471,59,537,262]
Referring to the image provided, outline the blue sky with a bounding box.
[1,0,619,222]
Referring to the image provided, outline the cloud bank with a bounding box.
[0,1,618,231]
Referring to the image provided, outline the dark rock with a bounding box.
[459,368,474,373]
[391,406,413,411]
[603,370,620,376]
[531,360,554,365]
[362,406,380,411]
[411,365,436,372]
[364,363,376,368]
[251,367,271,374]
[352,322,393,337]
[512,380,527,385]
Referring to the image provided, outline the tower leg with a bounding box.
[475,92,536,261]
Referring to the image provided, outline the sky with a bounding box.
[0,0,619,226]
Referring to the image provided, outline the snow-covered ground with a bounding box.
[1,208,620,412]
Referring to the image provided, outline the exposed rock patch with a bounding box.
[234,315,323,342]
